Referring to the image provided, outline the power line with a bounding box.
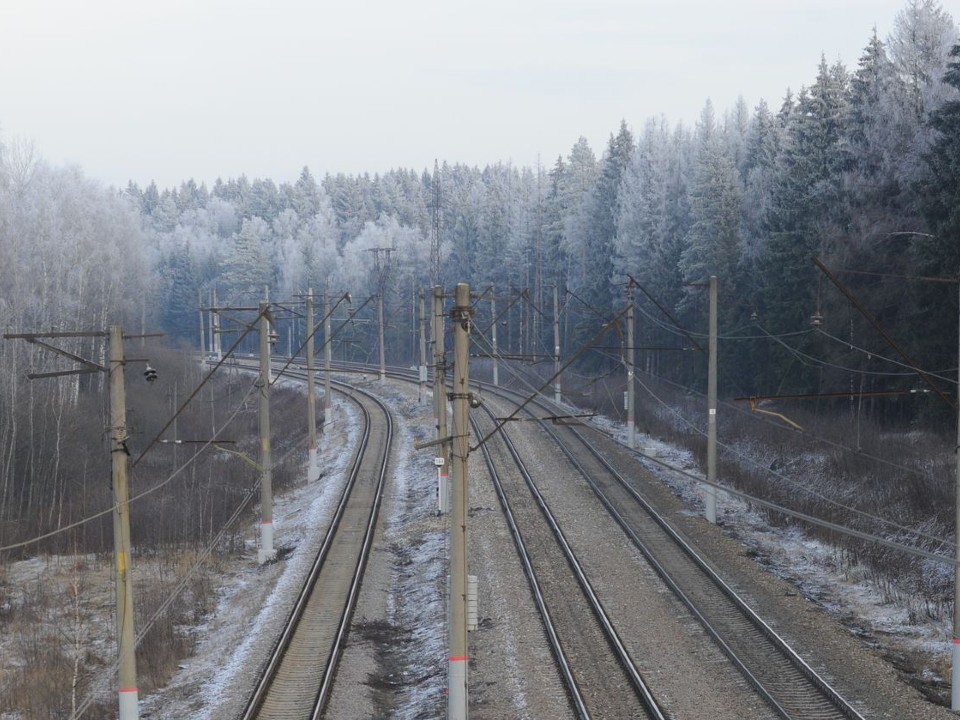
[755,322,957,382]
[470,329,953,563]
[816,327,958,384]
[133,308,266,467]
[0,380,258,554]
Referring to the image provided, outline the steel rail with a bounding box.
[473,402,668,720]
[470,413,592,719]
[278,359,865,718]
[493,380,867,720]
[235,364,393,720]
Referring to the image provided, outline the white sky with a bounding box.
[0,0,917,190]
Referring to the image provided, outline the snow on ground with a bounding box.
[139,396,362,719]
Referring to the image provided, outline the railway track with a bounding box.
[471,399,668,719]
[240,355,867,718]
[237,374,394,720]
[487,379,867,720]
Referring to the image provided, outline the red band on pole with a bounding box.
[119,688,138,693]
[261,520,273,525]
[953,637,960,644]
[448,655,468,662]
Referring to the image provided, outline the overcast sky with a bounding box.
[0,0,917,190]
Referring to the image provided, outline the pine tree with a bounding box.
[569,121,633,363]
[220,217,273,303]
[679,102,743,309]
[760,58,850,333]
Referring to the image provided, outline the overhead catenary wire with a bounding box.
[590,279,948,482]
[481,309,949,546]
[605,339,946,484]
[815,326,958,384]
[468,305,630,452]
[134,306,267,467]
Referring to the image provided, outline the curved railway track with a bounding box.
[237,372,394,720]
[244,355,867,718]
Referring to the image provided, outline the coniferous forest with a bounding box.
[0,0,959,571]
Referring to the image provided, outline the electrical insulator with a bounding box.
[144,366,158,383]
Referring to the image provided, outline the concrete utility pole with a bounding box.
[553,286,562,405]
[306,289,320,482]
[324,291,333,427]
[448,282,472,720]
[109,326,140,720]
[490,288,498,387]
[954,276,960,712]
[199,290,206,355]
[706,276,718,524]
[369,247,394,381]
[258,302,275,563]
[433,286,449,514]
[3,327,158,720]
[211,289,222,359]
[626,280,636,449]
[419,288,428,403]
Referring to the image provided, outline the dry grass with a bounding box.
[0,380,309,718]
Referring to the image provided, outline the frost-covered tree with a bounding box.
[911,43,960,379]
[220,216,273,303]
[679,101,743,310]
[886,0,959,189]
[760,58,850,334]
[616,117,681,304]
[889,0,958,122]
[741,99,781,263]
[545,138,597,302]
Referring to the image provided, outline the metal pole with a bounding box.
[306,289,320,482]
[419,288,428,403]
[706,276,718,523]
[553,286,562,405]
[448,282,471,720]
[324,292,333,427]
[434,286,449,515]
[258,302,275,563]
[953,275,960,711]
[626,280,635,449]
[490,288,498,387]
[109,326,139,720]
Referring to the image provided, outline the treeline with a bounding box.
[134,1,960,423]
[1,0,960,545]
